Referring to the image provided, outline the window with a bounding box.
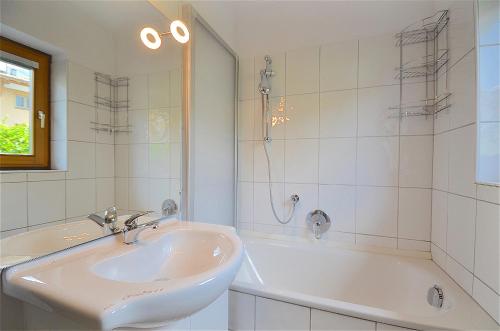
[0,37,51,169]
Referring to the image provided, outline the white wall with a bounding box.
[430,0,499,324]
[237,34,434,250]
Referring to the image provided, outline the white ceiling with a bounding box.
[190,0,438,56]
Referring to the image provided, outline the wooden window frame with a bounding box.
[0,37,51,169]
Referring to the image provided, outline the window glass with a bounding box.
[0,59,34,155]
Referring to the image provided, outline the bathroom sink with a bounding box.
[2,220,243,330]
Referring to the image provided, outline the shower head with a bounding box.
[259,69,271,95]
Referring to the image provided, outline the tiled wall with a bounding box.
[237,35,434,251]
[430,0,499,324]
[114,68,182,214]
[0,61,116,238]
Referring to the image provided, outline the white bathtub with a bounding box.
[231,233,498,330]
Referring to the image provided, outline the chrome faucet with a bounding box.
[88,207,119,235]
[122,211,158,244]
[306,210,331,239]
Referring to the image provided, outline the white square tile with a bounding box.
[0,182,27,231]
[67,101,95,142]
[129,178,149,211]
[448,51,476,129]
[238,99,254,141]
[358,85,399,137]
[170,142,182,179]
[149,108,170,144]
[170,179,181,206]
[66,179,96,218]
[318,185,355,233]
[285,93,319,139]
[238,141,254,182]
[0,172,26,183]
[95,109,114,144]
[324,231,356,244]
[432,242,447,269]
[358,34,399,88]
[445,0,475,67]
[67,62,94,106]
[229,291,255,331]
[149,143,170,178]
[446,255,473,295]
[51,100,67,141]
[66,141,95,179]
[286,47,319,95]
[253,182,284,224]
[51,140,67,170]
[191,291,228,331]
[477,184,500,205]
[400,84,434,136]
[255,52,285,98]
[1,228,26,239]
[319,138,356,185]
[399,135,433,188]
[128,74,148,110]
[474,201,500,293]
[96,178,115,212]
[447,194,476,271]
[285,139,319,183]
[115,178,128,210]
[431,189,448,250]
[473,277,500,324]
[397,239,430,252]
[449,125,476,198]
[170,106,182,142]
[149,178,170,212]
[254,96,286,141]
[149,71,170,109]
[239,57,254,101]
[311,308,375,330]
[432,132,449,191]
[478,45,500,122]
[478,122,500,184]
[398,188,431,241]
[356,234,397,249]
[254,140,284,183]
[377,323,415,331]
[129,144,149,178]
[255,297,310,330]
[115,144,129,177]
[356,186,398,237]
[320,89,357,138]
[28,180,65,226]
[285,183,318,228]
[357,137,399,186]
[320,40,358,92]
[27,171,65,182]
[95,144,114,178]
[169,67,182,107]
[129,109,149,144]
[237,182,253,223]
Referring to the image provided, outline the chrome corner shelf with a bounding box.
[91,73,131,134]
[395,10,449,46]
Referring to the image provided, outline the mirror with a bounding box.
[0,0,183,267]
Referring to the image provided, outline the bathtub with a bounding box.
[231,233,498,330]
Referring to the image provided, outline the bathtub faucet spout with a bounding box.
[306,210,331,240]
[313,222,322,239]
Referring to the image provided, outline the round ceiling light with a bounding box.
[140,27,162,49]
[170,20,190,44]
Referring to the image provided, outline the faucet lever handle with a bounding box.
[124,211,154,228]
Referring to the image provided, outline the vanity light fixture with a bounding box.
[140,20,190,49]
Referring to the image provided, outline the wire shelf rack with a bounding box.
[395,10,449,46]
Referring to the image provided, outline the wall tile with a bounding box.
[66,179,96,218]
[66,141,95,179]
[115,144,129,177]
[149,71,170,109]
[237,182,253,223]
[432,132,449,191]
[285,183,318,228]
[0,172,26,183]
[115,178,129,211]
[477,184,500,205]
[474,201,500,293]
[27,180,65,226]
[444,0,475,67]
[397,239,430,252]
[399,135,433,188]
[357,137,399,186]
[129,109,149,144]
[319,185,356,233]
[67,101,95,142]
[169,68,182,107]
[149,178,170,212]
[356,186,398,237]
[254,140,285,183]
[320,89,357,138]
[377,323,416,331]
[129,178,149,211]
[285,139,319,183]
[96,178,114,212]
[253,182,284,224]
[170,142,182,179]
[239,57,254,101]
[238,141,254,182]
[358,34,399,88]
[447,194,476,271]
[229,291,255,331]
[358,85,399,137]
[400,83,434,136]
[27,171,65,182]
[285,93,320,139]
[311,308,375,330]
[95,144,115,178]
[286,47,320,95]
[431,190,448,250]
[448,51,476,129]
[319,138,356,185]
[255,297,310,330]
[320,40,358,92]
[149,144,170,178]
[473,277,500,324]
[129,144,149,178]
[477,122,500,184]
[149,108,170,144]
[0,182,27,231]
[128,74,148,110]
[446,255,474,294]
[398,188,431,241]
[67,62,94,106]
[238,99,254,141]
[51,100,67,141]
[356,234,397,249]
[448,125,476,198]
[255,96,286,141]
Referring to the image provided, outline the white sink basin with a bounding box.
[2,220,243,330]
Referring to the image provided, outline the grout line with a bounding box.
[354,39,360,244]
